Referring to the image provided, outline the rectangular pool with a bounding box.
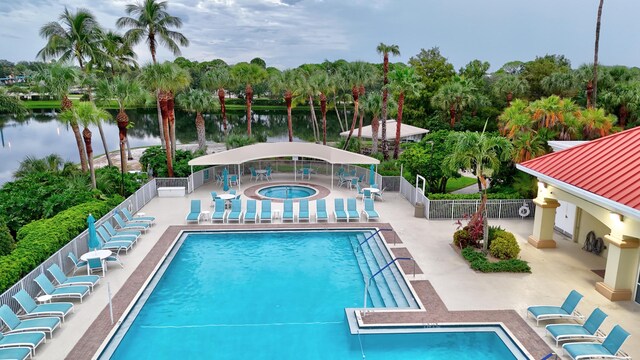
[100,230,528,359]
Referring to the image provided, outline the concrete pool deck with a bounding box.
[33,173,639,359]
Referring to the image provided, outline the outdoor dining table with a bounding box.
[217,193,237,209]
[343,176,359,189]
[255,169,268,181]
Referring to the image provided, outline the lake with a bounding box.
[0,108,349,185]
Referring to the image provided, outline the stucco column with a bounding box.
[528,198,560,248]
[595,234,640,301]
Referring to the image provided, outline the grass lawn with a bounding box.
[445,176,478,193]
[24,99,121,109]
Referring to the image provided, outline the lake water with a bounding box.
[0,108,347,184]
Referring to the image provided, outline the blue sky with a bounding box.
[1,0,639,71]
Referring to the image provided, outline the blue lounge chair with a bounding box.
[13,290,73,322]
[186,200,203,224]
[0,332,45,357]
[244,200,257,223]
[282,200,294,222]
[527,290,584,326]
[315,199,328,222]
[103,222,141,239]
[334,199,348,222]
[67,252,87,275]
[0,347,32,360]
[34,274,89,303]
[226,199,243,223]
[47,264,99,292]
[562,325,630,360]
[120,208,155,225]
[546,308,608,346]
[98,225,137,243]
[96,227,134,254]
[298,199,310,222]
[212,199,226,223]
[346,198,360,222]
[362,199,380,221]
[260,200,272,223]
[113,213,149,232]
[0,305,60,339]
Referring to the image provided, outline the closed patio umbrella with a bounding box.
[369,165,376,186]
[223,167,229,192]
[87,214,100,251]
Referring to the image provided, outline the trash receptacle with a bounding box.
[414,202,425,218]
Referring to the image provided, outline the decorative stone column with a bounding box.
[528,198,560,248]
[595,234,640,301]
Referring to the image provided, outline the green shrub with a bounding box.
[225,134,258,149]
[489,231,520,260]
[0,220,15,256]
[461,247,530,273]
[428,192,523,200]
[95,166,147,197]
[140,146,203,178]
[453,228,476,248]
[0,196,123,293]
[335,137,361,153]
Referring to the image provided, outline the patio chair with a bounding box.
[244,200,258,223]
[216,174,224,186]
[302,167,311,180]
[186,199,203,224]
[562,324,630,360]
[67,252,87,275]
[337,173,347,188]
[362,199,380,221]
[349,169,356,176]
[249,167,258,181]
[527,290,584,326]
[337,167,345,176]
[358,174,364,183]
[298,199,310,222]
[226,199,243,223]
[87,257,105,277]
[230,175,239,186]
[212,199,226,223]
[349,178,358,190]
[210,192,218,207]
[363,189,372,201]
[355,183,364,199]
[47,264,99,292]
[346,198,360,222]
[0,305,60,339]
[374,187,386,201]
[113,213,149,233]
[96,227,135,254]
[546,308,608,347]
[34,274,90,303]
[260,200,273,223]
[315,199,328,222]
[104,222,141,239]
[0,347,32,360]
[229,189,237,195]
[12,290,73,323]
[0,332,45,357]
[333,198,348,222]
[120,208,155,225]
[282,200,294,222]
[266,167,272,181]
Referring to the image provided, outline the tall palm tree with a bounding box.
[361,92,383,154]
[176,89,216,151]
[492,74,529,107]
[297,69,327,143]
[593,0,605,108]
[117,0,189,146]
[60,102,111,188]
[342,61,371,151]
[388,67,423,159]
[271,69,300,142]
[202,66,232,135]
[34,63,88,172]
[431,76,478,128]
[230,63,267,137]
[97,31,138,75]
[376,43,400,160]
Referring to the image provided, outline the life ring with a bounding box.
[518,204,531,217]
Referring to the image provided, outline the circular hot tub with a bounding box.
[257,185,318,200]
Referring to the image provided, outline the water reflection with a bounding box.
[0,109,347,184]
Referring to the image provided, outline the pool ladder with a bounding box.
[362,257,413,313]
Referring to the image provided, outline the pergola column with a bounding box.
[528,198,561,248]
[596,234,640,301]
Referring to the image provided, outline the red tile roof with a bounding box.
[520,126,640,211]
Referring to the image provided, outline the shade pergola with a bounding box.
[340,120,428,141]
[188,142,380,189]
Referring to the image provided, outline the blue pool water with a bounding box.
[258,185,316,199]
[104,231,522,359]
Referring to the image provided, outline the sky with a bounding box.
[1,0,640,71]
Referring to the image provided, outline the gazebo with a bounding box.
[188,142,380,190]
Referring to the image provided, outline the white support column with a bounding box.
[238,164,242,192]
[331,164,334,190]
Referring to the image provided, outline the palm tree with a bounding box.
[0,89,27,115]
[297,69,327,143]
[541,72,578,98]
[593,0,605,108]
[97,31,138,75]
[60,102,111,188]
[230,63,267,137]
[431,76,477,128]
[376,43,400,160]
[202,66,232,135]
[361,92,383,154]
[493,74,529,107]
[580,107,617,139]
[176,89,216,151]
[388,67,424,159]
[13,154,76,179]
[95,76,144,176]
[511,131,547,163]
[342,62,371,151]
[497,99,534,138]
[271,69,300,142]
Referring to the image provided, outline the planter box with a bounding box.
[158,186,185,197]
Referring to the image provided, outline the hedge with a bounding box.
[461,247,531,273]
[0,196,123,293]
[428,192,524,200]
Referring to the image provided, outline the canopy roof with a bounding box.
[188,142,380,166]
[339,120,428,140]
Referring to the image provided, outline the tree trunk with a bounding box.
[96,121,112,167]
[285,92,293,142]
[618,104,628,128]
[381,53,390,160]
[126,138,133,160]
[586,80,594,109]
[70,121,88,172]
[371,115,379,154]
[357,109,365,143]
[167,94,176,159]
[82,127,96,189]
[343,87,360,151]
[218,88,227,135]
[449,105,457,128]
[393,92,405,159]
[309,95,319,143]
[149,33,157,64]
[593,0,604,108]
[320,93,327,145]
[506,92,513,107]
[195,111,206,151]
[116,109,129,175]
[156,91,165,148]
[159,92,174,177]
[246,84,253,137]
[333,94,345,132]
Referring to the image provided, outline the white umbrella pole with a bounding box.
[108,282,114,325]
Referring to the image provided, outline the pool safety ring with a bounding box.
[518,203,531,217]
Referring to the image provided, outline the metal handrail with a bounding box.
[358,228,393,249]
[362,257,413,313]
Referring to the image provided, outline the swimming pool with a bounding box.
[257,185,317,199]
[100,230,528,359]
